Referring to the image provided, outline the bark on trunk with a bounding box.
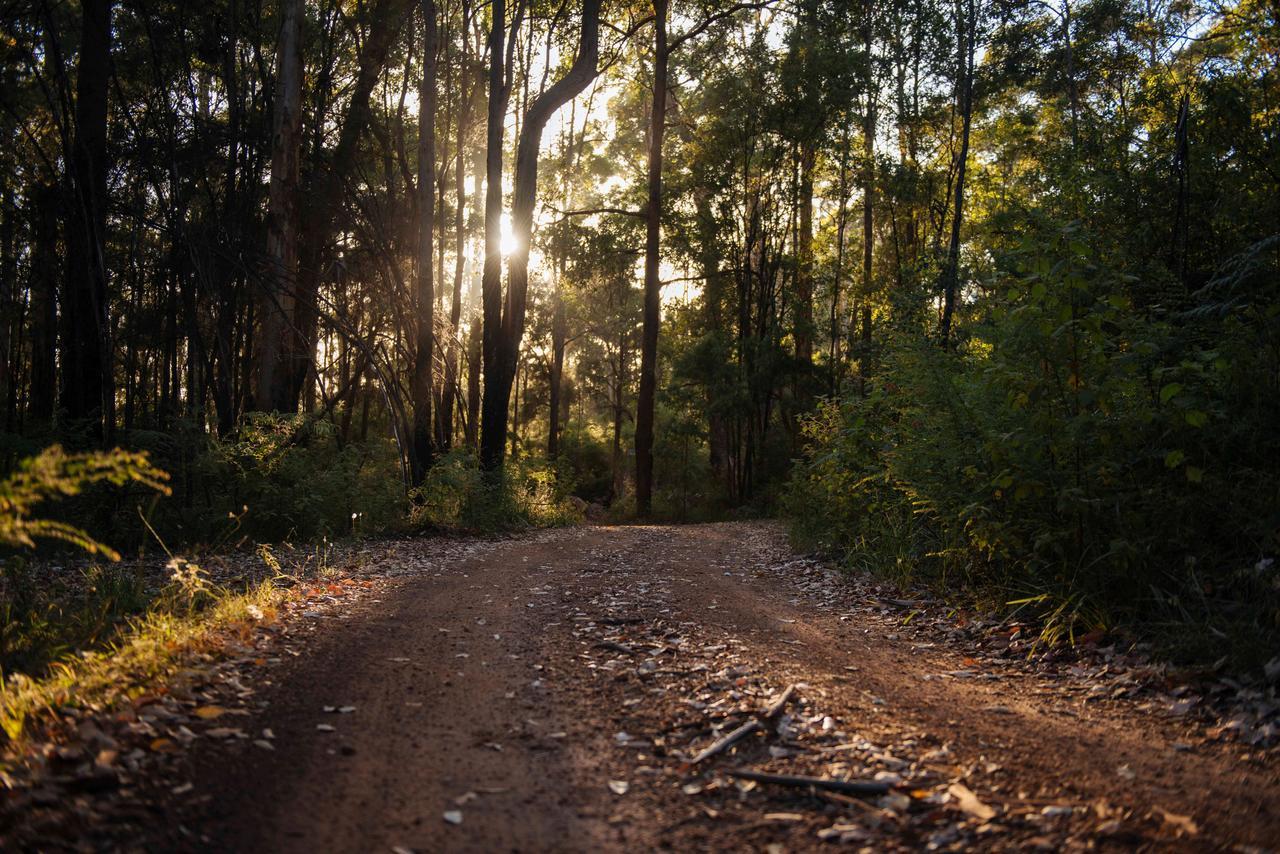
[62,0,115,437]
[795,141,815,367]
[480,0,599,470]
[634,0,668,515]
[284,0,413,410]
[410,0,439,484]
[439,12,473,452]
[28,185,59,429]
[939,0,975,348]
[254,0,303,413]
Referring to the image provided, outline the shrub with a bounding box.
[789,226,1280,664]
[408,449,582,533]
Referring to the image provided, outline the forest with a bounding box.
[0,0,1278,849]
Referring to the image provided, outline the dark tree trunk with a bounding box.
[62,0,115,437]
[255,0,303,413]
[28,185,59,429]
[634,0,668,515]
[478,0,516,470]
[795,140,815,368]
[410,0,439,485]
[440,0,474,452]
[465,133,485,451]
[939,0,975,347]
[481,0,599,470]
[285,0,413,410]
[860,5,877,375]
[548,283,566,458]
[1,187,14,431]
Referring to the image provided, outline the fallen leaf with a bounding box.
[194,705,228,720]
[948,782,997,821]
[205,727,244,739]
[1155,807,1199,836]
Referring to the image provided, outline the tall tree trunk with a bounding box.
[285,0,413,410]
[1,186,14,431]
[860,4,876,369]
[28,185,59,429]
[465,131,485,450]
[62,0,115,437]
[440,0,474,452]
[634,0,668,515]
[795,141,815,369]
[548,279,566,458]
[478,0,516,470]
[939,0,975,347]
[830,122,851,395]
[481,0,599,470]
[255,0,303,413]
[410,0,439,484]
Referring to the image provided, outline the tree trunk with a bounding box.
[860,5,876,370]
[634,0,668,515]
[465,130,485,450]
[28,185,59,429]
[285,0,413,410]
[478,0,515,470]
[62,0,115,437]
[939,0,975,348]
[410,0,439,485]
[255,0,303,413]
[439,5,473,453]
[795,141,815,368]
[1,186,14,432]
[548,283,566,458]
[481,0,599,470]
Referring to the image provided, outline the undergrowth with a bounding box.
[787,227,1280,672]
[0,569,290,749]
[408,449,582,532]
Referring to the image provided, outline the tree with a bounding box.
[410,0,440,484]
[480,0,601,470]
[61,0,114,436]
[255,0,304,414]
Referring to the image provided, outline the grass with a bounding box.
[0,563,292,753]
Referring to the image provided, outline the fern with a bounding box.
[0,445,171,561]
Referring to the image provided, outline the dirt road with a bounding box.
[152,523,1278,851]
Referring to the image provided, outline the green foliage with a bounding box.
[127,414,405,546]
[554,424,614,504]
[790,227,1280,665]
[0,445,170,560]
[0,444,168,682]
[408,450,582,533]
[1,561,151,681]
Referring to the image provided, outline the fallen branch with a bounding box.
[690,720,762,765]
[762,684,796,721]
[726,769,892,797]
[594,641,636,655]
